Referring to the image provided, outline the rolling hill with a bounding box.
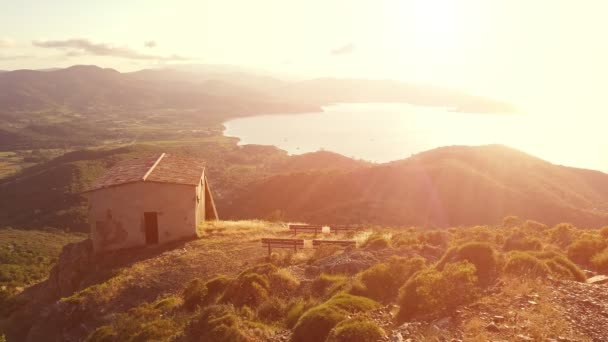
[224,145,608,227]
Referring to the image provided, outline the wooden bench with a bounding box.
[288,224,324,236]
[329,225,362,234]
[261,238,304,256]
[312,239,356,248]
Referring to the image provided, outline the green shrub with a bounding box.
[86,302,179,342]
[437,242,497,285]
[419,230,449,247]
[591,249,608,273]
[391,232,419,248]
[291,305,347,342]
[220,264,279,308]
[324,293,380,312]
[222,273,269,307]
[291,293,380,342]
[153,296,181,311]
[268,269,299,296]
[397,261,478,320]
[549,223,576,247]
[503,252,550,278]
[311,273,348,298]
[258,296,287,323]
[356,256,425,302]
[567,236,606,265]
[362,233,391,250]
[326,317,385,342]
[285,299,315,329]
[183,305,249,342]
[85,326,116,342]
[183,278,208,311]
[205,275,233,301]
[531,252,586,281]
[503,230,542,252]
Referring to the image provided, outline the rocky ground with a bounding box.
[552,278,608,341]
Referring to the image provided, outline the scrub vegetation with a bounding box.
[3,219,608,341]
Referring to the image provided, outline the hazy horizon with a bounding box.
[3,0,608,170]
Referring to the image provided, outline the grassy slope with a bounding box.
[0,228,85,288]
[224,145,608,227]
[4,220,604,341]
[3,221,286,341]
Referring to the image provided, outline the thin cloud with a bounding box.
[144,40,157,48]
[331,42,356,56]
[0,54,31,60]
[32,38,191,61]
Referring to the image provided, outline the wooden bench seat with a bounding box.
[288,224,324,236]
[261,238,305,255]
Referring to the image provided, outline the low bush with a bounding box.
[567,236,606,265]
[285,299,317,328]
[326,317,385,342]
[311,273,348,298]
[356,256,425,302]
[86,302,179,342]
[183,278,208,311]
[503,230,542,252]
[222,273,269,307]
[205,275,233,301]
[291,293,379,342]
[257,296,288,323]
[85,326,116,342]
[324,292,380,312]
[530,252,586,281]
[591,249,608,273]
[503,252,550,278]
[437,242,497,285]
[419,230,449,247]
[291,304,346,342]
[362,233,391,250]
[221,264,298,308]
[268,268,299,296]
[549,223,576,248]
[397,261,478,320]
[183,304,271,342]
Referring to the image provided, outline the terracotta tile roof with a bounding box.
[86,153,205,192]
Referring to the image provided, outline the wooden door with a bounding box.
[144,212,159,244]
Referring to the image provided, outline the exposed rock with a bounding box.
[314,250,378,274]
[485,322,501,332]
[586,275,608,285]
[47,239,94,297]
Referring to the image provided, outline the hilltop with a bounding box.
[3,220,608,341]
[224,145,608,227]
[3,144,608,232]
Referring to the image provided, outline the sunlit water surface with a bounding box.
[224,103,607,172]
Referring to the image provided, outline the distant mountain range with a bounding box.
[0,64,515,114]
[224,145,608,227]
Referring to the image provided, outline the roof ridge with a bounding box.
[142,153,166,181]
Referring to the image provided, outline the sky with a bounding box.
[2,0,608,168]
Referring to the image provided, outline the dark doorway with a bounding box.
[144,212,159,244]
